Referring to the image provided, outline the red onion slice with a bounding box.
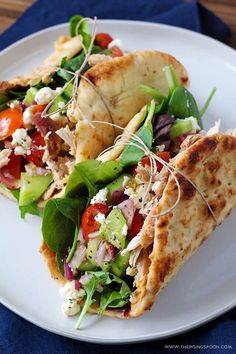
[117,199,136,228]
[111,190,128,205]
[74,280,81,291]
[95,240,107,266]
[69,244,86,271]
[64,258,73,281]
[104,244,116,262]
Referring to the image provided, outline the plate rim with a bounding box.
[1,293,236,344]
[1,19,236,344]
[1,19,236,58]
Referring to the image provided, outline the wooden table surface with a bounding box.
[0,0,236,49]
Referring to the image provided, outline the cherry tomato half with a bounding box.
[128,211,144,240]
[31,104,47,113]
[0,108,23,141]
[25,131,45,167]
[81,203,110,241]
[95,33,113,49]
[132,151,170,174]
[0,152,21,189]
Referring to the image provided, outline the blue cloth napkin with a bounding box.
[0,0,231,50]
[0,0,235,353]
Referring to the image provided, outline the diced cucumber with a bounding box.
[48,96,67,114]
[111,251,130,277]
[24,87,38,105]
[62,82,73,100]
[86,238,100,266]
[19,173,53,206]
[106,174,132,202]
[100,208,127,250]
[101,261,111,272]
[79,260,98,271]
[169,120,193,139]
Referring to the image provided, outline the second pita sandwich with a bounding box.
[0,15,189,215]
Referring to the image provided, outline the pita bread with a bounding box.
[129,133,236,316]
[74,50,189,161]
[0,35,83,91]
[41,131,236,319]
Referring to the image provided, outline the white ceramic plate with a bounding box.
[1,20,236,344]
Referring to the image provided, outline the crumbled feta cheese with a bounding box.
[94,212,106,224]
[58,101,65,109]
[35,87,57,104]
[0,149,11,168]
[122,223,128,236]
[176,116,200,132]
[61,299,81,316]
[60,281,85,300]
[12,128,32,155]
[60,281,86,317]
[207,120,221,136]
[122,175,130,188]
[108,38,124,51]
[91,188,108,205]
[56,87,63,94]
[9,100,20,109]
[23,106,34,125]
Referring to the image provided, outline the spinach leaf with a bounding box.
[167,87,201,127]
[0,93,9,105]
[57,53,88,81]
[8,90,27,99]
[0,102,8,111]
[70,14,91,49]
[65,160,122,199]
[119,100,156,167]
[20,203,40,219]
[42,197,87,273]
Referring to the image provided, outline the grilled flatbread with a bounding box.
[73,50,189,161]
[41,131,236,318]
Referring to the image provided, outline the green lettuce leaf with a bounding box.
[75,271,131,328]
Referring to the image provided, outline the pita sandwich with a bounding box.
[0,46,189,211]
[41,93,236,327]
